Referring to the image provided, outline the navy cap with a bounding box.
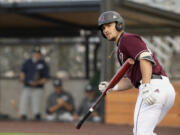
[53,79,62,87]
[33,46,41,54]
[85,84,95,92]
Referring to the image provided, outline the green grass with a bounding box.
[0,133,73,135]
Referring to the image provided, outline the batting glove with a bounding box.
[140,83,156,105]
[98,81,109,93]
[98,81,119,94]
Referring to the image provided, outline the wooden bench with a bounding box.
[105,81,180,127]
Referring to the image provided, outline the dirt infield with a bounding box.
[0,121,179,135]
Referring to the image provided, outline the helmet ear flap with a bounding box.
[116,22,123,31]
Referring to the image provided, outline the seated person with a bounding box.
[73,84,104,123]
[46,78,75,122]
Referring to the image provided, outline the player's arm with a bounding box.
[19,72,25,82]
[20,61,27,83]
[62,101,74,111]
[31,77,47,86]
[113,77,133,91]
[57,98,74,112]
[47,104,62,113]
[138,52,157,105]
[46,96,64,113]
[48,98,73,113]
[139,59,152,84]
[99,77,133,94]
[138,51,155,84]
[46,95,60,114]
[38,78,47,85]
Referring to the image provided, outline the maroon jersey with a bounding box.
[117,32,166,88]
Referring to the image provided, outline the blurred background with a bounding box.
[0,0,180,128]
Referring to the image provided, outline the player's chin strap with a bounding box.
[139,51,156,65]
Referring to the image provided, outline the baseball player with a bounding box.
[19,47,49,120]
[73,84,104,123]
[98,11,176,135]
[46,78,75,122]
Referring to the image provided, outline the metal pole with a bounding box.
[85,35,90,79]
[100,0,115,81]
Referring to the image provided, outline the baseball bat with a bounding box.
[75,58,134,129]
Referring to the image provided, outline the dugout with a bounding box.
[0,0,180,125]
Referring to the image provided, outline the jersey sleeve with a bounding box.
[123,35,148,60]
[46,94,54,114]
[66,94,75,113]
[41,61,49,79]
[21,60,28,73]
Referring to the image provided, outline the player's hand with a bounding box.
[98,81,111,94]
[56,98,65,106]
[140,83,156,105]
[29,81,39,86]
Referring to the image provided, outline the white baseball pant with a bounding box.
[133,76,176,135]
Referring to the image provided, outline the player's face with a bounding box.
[86,91,95,100]
[33,52,41,60]
[55,86,62,94]
[102,22,120,42]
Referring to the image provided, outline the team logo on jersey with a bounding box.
[61,95,68,101]
[119,53,124,65]
[37,64,44,70]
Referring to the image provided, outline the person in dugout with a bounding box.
[73,84,104,123]
[46,78,75,122]
[19,46,49,120]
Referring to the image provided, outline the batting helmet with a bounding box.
[98,11,125,38]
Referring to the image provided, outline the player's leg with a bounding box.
[31,88,43,120]
[58,112,74,122]
[19,87,31,120]
[136,102,162,135]
[134,77,175,135]
[133,93,160,135]
[46,113,56,121]
[133,91,142,135]
[156,77,176,125]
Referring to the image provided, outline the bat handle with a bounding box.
[76,108,94,129]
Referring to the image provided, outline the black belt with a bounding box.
[151,74,162,79]
[137,74,162,88]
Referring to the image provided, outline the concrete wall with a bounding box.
[0,79,88,119]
